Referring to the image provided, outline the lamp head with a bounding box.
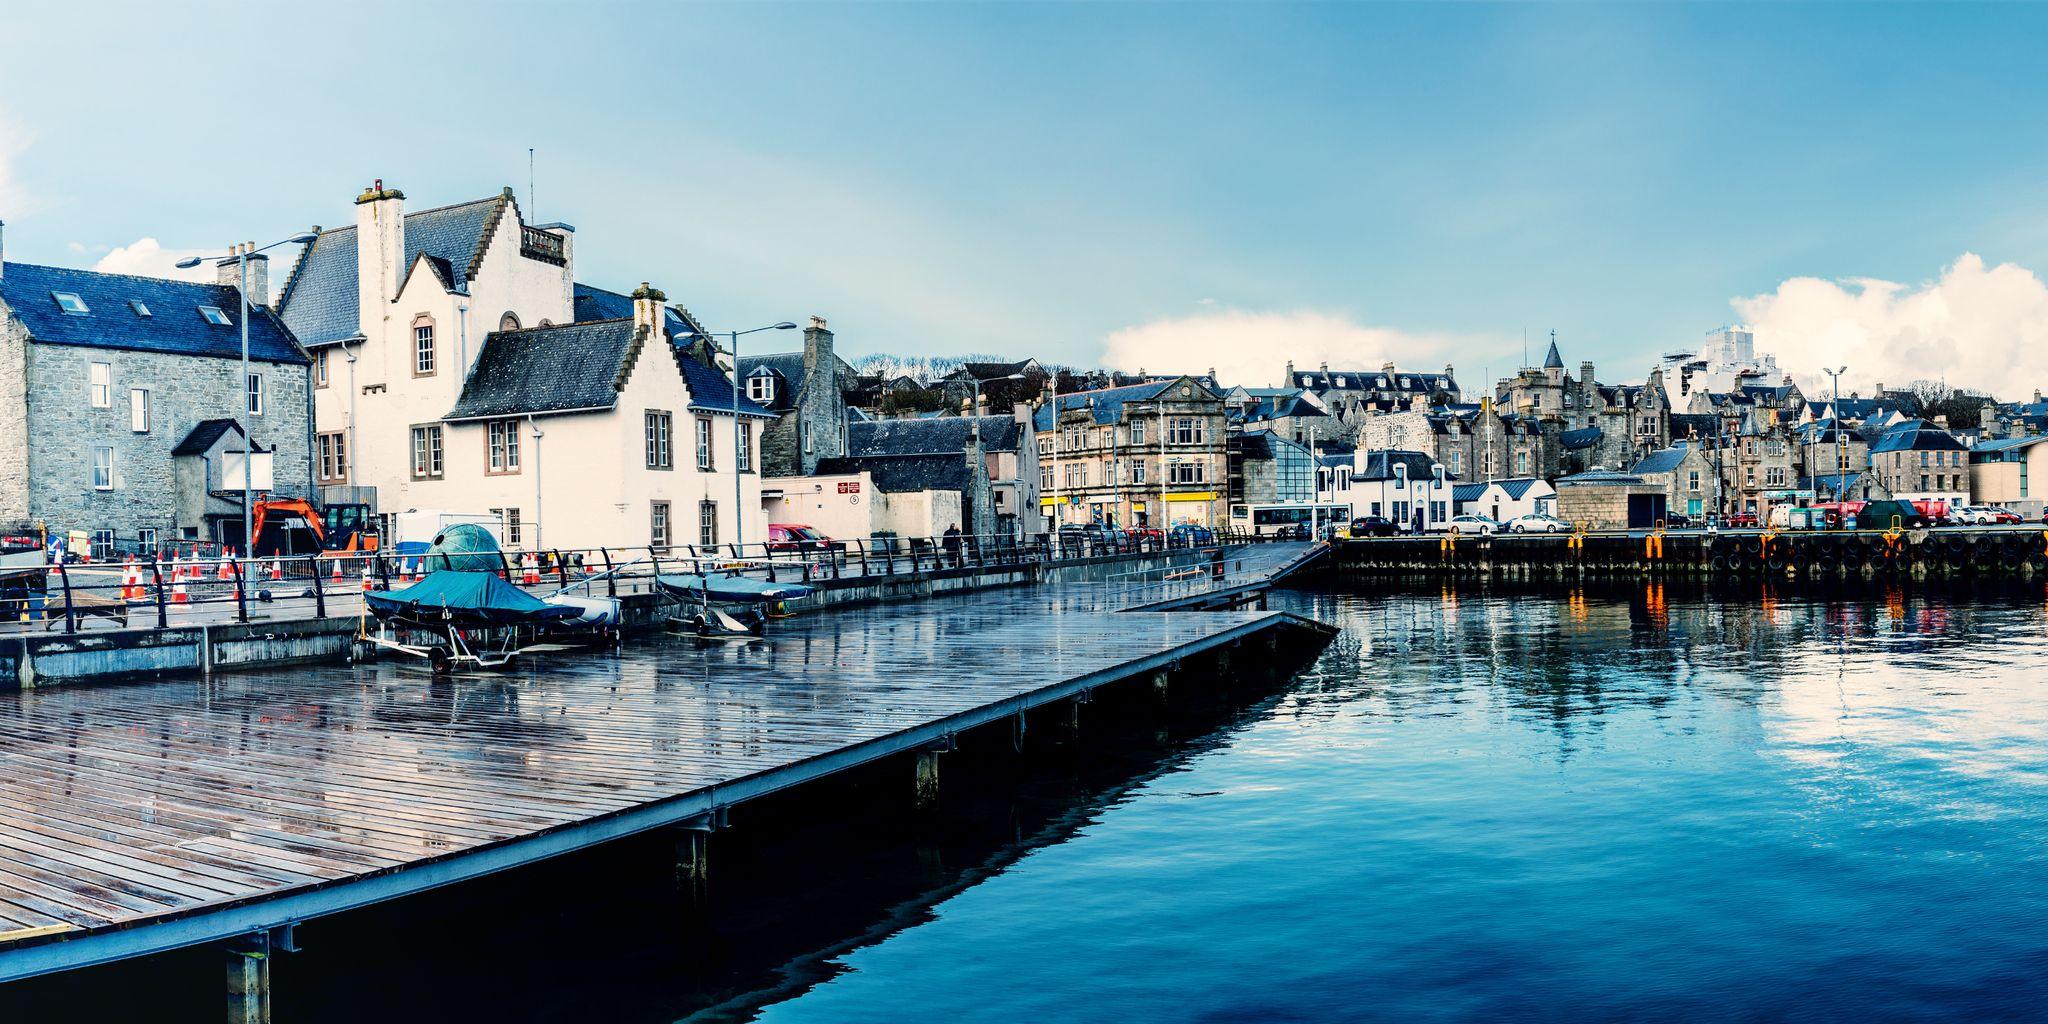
[173,256,204,270]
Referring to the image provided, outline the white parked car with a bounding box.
[1505,513,1573,534]
[1444,514,1500,535]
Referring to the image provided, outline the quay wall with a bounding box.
[1334,529,2048,584]
[4,548,1206,691]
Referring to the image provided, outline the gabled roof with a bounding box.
[278,193,509,347]
[1629,442,1691,476]
[446,317,773,421]
[1452,482,1487,502]
[0,262,308,364]
[850,415,1022,457]
[1560,425,1603,450]
[1496,477,1548,500]
[814,453,974,493]
[173,418,248,456]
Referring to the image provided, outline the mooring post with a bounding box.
[1065,693,1085,741]
[676,828,709,900]
[224,936,272,1024]
[1152,669,1170,705]
[915,743,947,811]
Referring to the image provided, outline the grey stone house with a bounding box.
[738,317,853,478]
[0,239,312,554]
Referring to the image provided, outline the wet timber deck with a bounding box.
[0,545,1323,980]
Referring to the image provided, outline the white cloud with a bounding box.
[1101,307,1508,390]
[1735,254,2048,398]
[92,238,214,282]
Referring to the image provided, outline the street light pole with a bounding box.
[681,321,797,550]
[1825,365,1848,501]
[179,231,318,553]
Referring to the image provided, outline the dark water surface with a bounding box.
[743,586,2048,1023]
[10,584,2048,1021]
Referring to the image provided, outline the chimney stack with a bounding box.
[216,243,271,308]
[630,282,666,338]
[1285,360,1295,385]
[354,180,406,332]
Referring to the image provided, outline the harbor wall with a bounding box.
[1333,529,2048,583]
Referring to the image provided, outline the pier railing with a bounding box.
[0,528,1269,635]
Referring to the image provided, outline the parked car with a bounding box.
[1662,512,1696,529]
[767,523,843,553]
[1953,505,2022,526]
[1168,523,1213,546]
[1348,516,1398,538]
[1723,512,1759,529]
[1504,514,1572,534]
[1443,514,1499,536]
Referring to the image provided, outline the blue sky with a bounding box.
[4,2,2047,394]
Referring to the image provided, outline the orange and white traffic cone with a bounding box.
[361,560,375,592]
[217,548,236,581]
[268,557,283,582]
[121,559,143,601]
[171,568,189,604]
[331,558,345,585]
[521,552,539,586]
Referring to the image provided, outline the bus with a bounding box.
[1233,503,1353,537]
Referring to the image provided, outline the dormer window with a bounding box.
[52,292,89,315]
[198,305,231,326]
[747,376,774,403]
[129,300,152,318]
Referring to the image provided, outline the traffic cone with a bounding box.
[121,559,143,601]
[331,558,345,585]
[521,552,539,586]
[217,548,236,581]
[361,560,375,592]
[171,568,189,604]
[268,558,283,582]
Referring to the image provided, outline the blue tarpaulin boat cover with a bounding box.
[367,570,580,627]
[656,572,816,603]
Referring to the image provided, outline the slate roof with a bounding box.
[1970,434,2047,456]
[0,262,308,364]
[1800,473,1867,492]
[278,194,507,347]
[1542,339,1564,369]
[1243,393,1327,422]
[1290,368,1457,395]
[677,349,776,418]
[1452,482,1487,503]
[1560,426,1603,450]
[1353,450,1440,482]
[814,454,974,494]
[172,418,250,456]
[1670,413,1718,439]
[1629,442,1691,476]
[953,359,1039,381]
[1496,478,1545,500]
[1870,420,1966,454]
[849,416,1021,457]
[1032,380,1177,431]
[446,317,773,421]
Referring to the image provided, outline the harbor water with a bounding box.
[9,583,2048,1021]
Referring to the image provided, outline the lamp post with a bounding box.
[679,321,799,549]
[1824,365,1848,501]
[178,232,318,553]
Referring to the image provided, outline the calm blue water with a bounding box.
[743,587,2048,1023]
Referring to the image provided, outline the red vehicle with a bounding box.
[1909,499,1954,526]
[766,523,842,553]
[1724,511,1759,528]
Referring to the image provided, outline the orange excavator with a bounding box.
[249,499,380,558]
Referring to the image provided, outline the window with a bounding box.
[129,389,149,433]
[198,305,232,326]
[315,348,329,388]
[1688,470,1701,492]
[504,508,523,546]
[748,376,774,403]
[129,300,151,318]
[650,501,673,549]
[1040,465,1054,490]
[1132,459,1147,484]
[52,291,89,315]
[1745,466,1757,487]
[698,500,718,548]
[737,422,753,472]
[137,528,158,552]
[487,419,521,474]
[414,319,437,376]
[1919,451,1929,467]
[645,411,673,469]
[696,416,714,470]
[1130,419,1146,445]
[1919,474,1929,491]
[1515,451,1529,475]
[89,362,111,408]
[90,530,114,561]
[410,424,444,478]
[91,447,114,490]
[317,431,347,482]
[1168,461,1206,484]
[1448,451,1462,475]
[246,373,264,415]
[499,311,522,332]
[1169,417,1203,445]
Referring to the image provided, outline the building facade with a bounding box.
[1035,376,1227,530]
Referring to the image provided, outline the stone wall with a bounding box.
[0,313,29,525]
[17,341,311,542]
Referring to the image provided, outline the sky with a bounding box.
[4,2,2048,398]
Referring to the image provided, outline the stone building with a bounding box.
[1034,376,1227,530]
[832,413,1038,536]
[1554,469,1667,530]
[1627,441,1716,520]
[738,318,855,478]
[1869,419,1970,507]
[0,245,312,553]
[1283,361,1460,434]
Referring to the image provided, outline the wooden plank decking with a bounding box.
[0,553,1323,980]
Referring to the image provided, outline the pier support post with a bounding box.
[225,941,271,1024]
[1151,670,1170,705]
[676,829,709,899]
[915,746,945,811]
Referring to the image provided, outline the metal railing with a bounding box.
[0,529,1275,636]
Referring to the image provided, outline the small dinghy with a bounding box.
[655,571,815,641]
[361,570,580,673]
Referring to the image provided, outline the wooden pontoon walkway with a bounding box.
[0,548,1326,980]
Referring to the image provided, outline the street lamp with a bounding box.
[1824,365,1848,502]
[678,321,799,549]
[178,232,318,554]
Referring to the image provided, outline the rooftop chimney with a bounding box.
[1319,361,1329,375]
[355,180,406,333]
[216,243,271,308]
[1382,361,1396,375]
[629,282,666,337]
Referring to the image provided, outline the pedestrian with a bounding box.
[942,524,962,568]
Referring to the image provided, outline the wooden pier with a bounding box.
[0,544,1329,991]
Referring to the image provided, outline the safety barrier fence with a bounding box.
[1,529,1276,635]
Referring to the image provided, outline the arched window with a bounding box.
[499,311,522,332]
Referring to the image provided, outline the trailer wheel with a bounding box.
[429,648,451,676]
